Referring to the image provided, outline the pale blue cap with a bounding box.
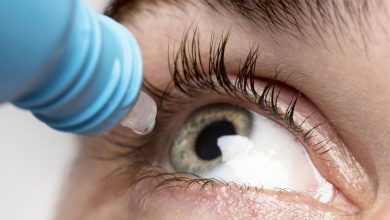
[0,0,148,135]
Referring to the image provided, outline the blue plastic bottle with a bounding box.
[0,0,156,135]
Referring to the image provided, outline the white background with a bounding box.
[0,1,109,220]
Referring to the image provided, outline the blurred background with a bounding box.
[0,1,109,219]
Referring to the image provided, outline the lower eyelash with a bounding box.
[126,164,262,198]
[125,165,331,208]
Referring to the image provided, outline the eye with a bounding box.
[122,30,375,218]
[169,103,352,208]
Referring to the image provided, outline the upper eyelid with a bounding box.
[145,28,306,131]
[141,29,340,160]
[143,29,330,162]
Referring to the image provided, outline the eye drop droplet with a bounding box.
[121,91,157,135]
[217,135,254,162]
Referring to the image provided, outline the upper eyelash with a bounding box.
[143,27,339,160]
[145,27,306,133]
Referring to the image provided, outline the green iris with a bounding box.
[170,104,253,174]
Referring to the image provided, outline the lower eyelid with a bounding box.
[128,171,352,219]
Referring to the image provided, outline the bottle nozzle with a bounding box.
[120,91,157,135]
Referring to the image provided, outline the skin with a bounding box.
[56,1,390,219]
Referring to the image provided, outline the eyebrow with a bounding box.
[106,0,382,44]
[207,0,381,42]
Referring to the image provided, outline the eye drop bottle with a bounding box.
[0,0,156,135]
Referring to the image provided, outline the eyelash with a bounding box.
[104,28,333,196]
[145,28,310,138]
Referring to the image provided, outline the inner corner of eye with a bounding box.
[168,103,347,206]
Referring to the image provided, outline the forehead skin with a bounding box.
[57,0,390,219]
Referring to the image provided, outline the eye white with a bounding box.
[199,111,335,203]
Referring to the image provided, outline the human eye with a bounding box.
[170,103,338,204]
[107,30,374,219]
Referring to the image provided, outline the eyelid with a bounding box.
[128,170,350,219]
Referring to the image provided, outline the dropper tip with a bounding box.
[120,91,157,135]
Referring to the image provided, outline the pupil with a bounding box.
[195,120,237,160]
